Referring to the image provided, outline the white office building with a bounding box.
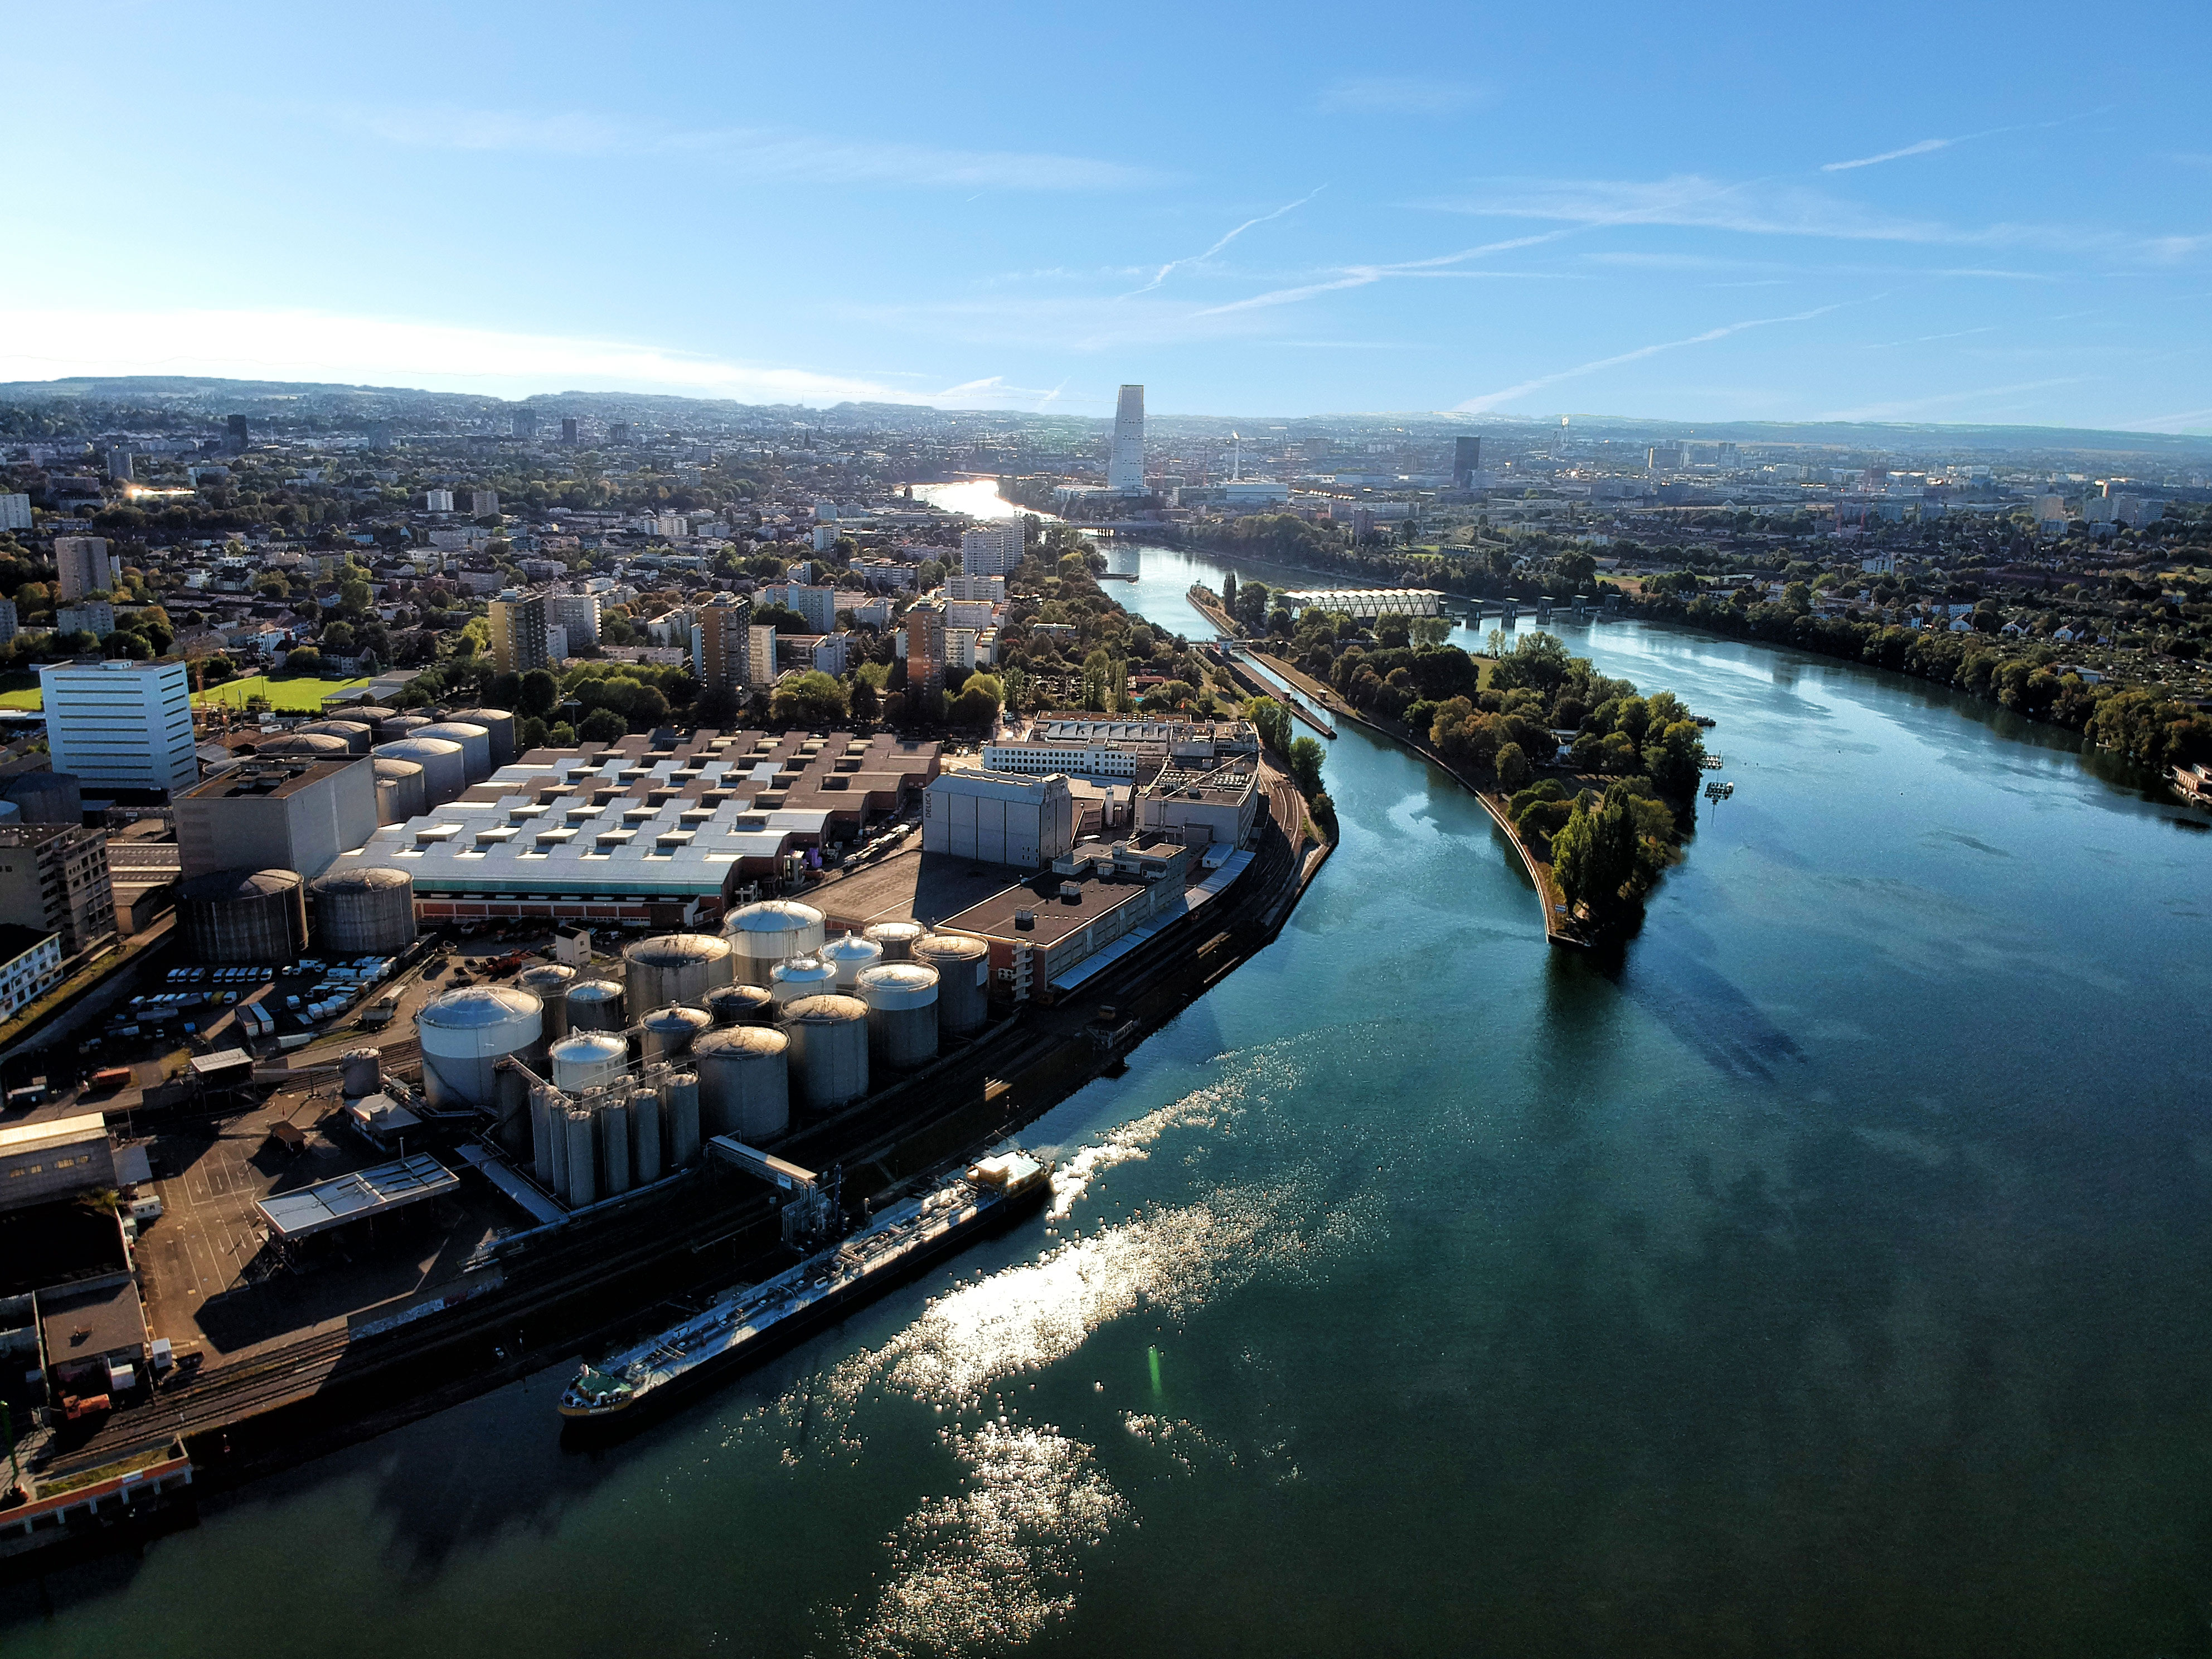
[551,591,602,649]
[425,488,455,513]
[959,523,1024,577]
[1108,384,1144,492]
[39,659,199,793]
[0,494,30,532]
[764,583,838,634]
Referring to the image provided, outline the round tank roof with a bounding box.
[419,984,543,1028]
[371,756,424,777]
[821,933,883,966]
[856,963,940,1007]
[413,721,490,742]
[257,733,350,755]
[771,956,838,985]
[783,993,868,1023]
[178,867,302,901]
[641,1004,714,1030]
[549,1031,628,1064]
[626,933,734,966]
[375,736,464,759]
[914,933,989,959]
[567,978,623,1001]
[725,899,827,935]
[516,963,576,992]
[693,1026,788,1059]
[309,866,412,895]
[865,920,925,942]
[298,720,371,738]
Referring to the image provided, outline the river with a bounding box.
[6,538,2210,1657]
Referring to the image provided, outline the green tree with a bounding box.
[1245,696,1292,754]
[1287,735,1326,798]
[695,684,743,729]
[518,668,559,716]
[951,672,1002,727]
[578,707,628,744]
[1495,741,1531,793]
[770,670,850,726]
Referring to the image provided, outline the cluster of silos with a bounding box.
[294,719,374,754]
[443,709,517,768]
[307,866,418,955]
[855,963,939,1070]
[372,757,429,824]
[372,736,467,807]
[530,1054,699,1209]
[178,868,308,964]
[913,934,991,1036]
[416,984,544,1110]
[624,932,736,1013]
[411,721,493,783]
[724,900,827,986]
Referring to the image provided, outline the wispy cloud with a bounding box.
[1423,173,1960,244]
[334,104,1158,191]
[0,307,1018,409]
[1123,187,1327,296]
[2124,405,2212,431]
[1192,231,1579,317]
[1817,377,2091,420]
[1455,303,1848,412]
[1856,326,1998,348]
[1822,137,1955,172]
[1318,77,1487,115]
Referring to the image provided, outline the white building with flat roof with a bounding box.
[922,769,1075,867]
[0,494,30,531]
[39,658,198,792]
[960,524,1023,577]
[1108,384,1144,492]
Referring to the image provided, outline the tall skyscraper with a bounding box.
[225,414,250,454]
[487,590,550,676]
[470,489,499,517]
[1108,385,1145,492]
[904,608,945,701]
[1452,436,1481,489]
[38,659,199,794]
[512,408,538,440]
[560,418,579,445]
[52,536,114,601]
[694,595,761,694]
[105,448,133,482]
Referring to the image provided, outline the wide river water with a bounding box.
[6,530,2210,1657]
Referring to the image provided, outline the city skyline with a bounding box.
[1,0,2206,431]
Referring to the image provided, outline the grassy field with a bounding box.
[0,672,375,713]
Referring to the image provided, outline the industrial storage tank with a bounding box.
[0,772,80,826]
[913,934,992,1036]
[416,984,544,1109]
[640,1003,712,1063]
[296,719,374,755]
[855,963,939,1071]
[691,1027,789,1141]
[783,994,869,1111]
[412,721,493,783]
[705,983,777,1027]
[819,931,884,990]
[631,1084,663,1184]
[565,978,625,1032]
[723,900,827,986]
[379,714,431,741]
[255,732,351,761]
[373,738,467,807]
[349,705,399,734]
[623,933,734,1015]
[444,708,518,769]
[515,964,577,1040]
[662,1074,701,1167]
[769,955,839,1007]
[371,756,428,825]
[341,1048,382,1097]
[308,866,417,955]
[178,867,308,965]
[550,1031,628,1097]
[564,1107,598,1206]
[600,1097,632,1195]
[864,920,925,962]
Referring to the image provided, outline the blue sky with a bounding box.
[5,0,2209,430]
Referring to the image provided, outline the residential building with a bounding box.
[848,595,895,628]
[0,494,30,531]
[1453,435,1482,488]
[922,769,1075,866]
[39,659,197,793]
[905,607,945,700]
[512,409,537,440]
[225,414,250,454]
[552,591,602,649]
[852,559,916,591]
[959,523,1023,577]
[0,598,16,644]
[560,417,579,444]
[426,488,455,513]
[694,594,761,694]
[945,575,1006,603]
[487,590,550,676]
[945,599,995,630]
[174,756,378,881]
[1108,384,1144,491]
[0,925,62,1020]
[56,602,114,639]
[765,583,839,634]
[0,824,116,957]
[546,623,569,661]
[787,633,851,676]
[105,448,133,482]
[470,489,499,517]
[53,536,114,601]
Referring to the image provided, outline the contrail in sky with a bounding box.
[1123,186,1327,295]
[1455,303,1846,411]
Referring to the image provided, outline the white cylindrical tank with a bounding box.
[416,985,544,1109]
[913,933,991,1036]
[705,983,777,1027]
[444,707,518,769]
[516,964,577,1040]
[372,757,428,825]
[631,1084,663,1184]
[722,899,827,986]
[564,1107,598,1206]
[623,933,735,1015]
[600,1097,632,1195]
[297,719,374,755]
[640,1003,712,1063]
[864,920,925,962]
[769,955,839,1008]
[819,931,884,991]
[662,1074,701,1166]
[341,1047,382,1098]
[856,963,939,1071]
[550,1030,628,1094]
[565,978,625,1032]
[412,721,493,783]
[255,732,351,762]
[691,1026,790,1141]
[784,993,869,1111]
[532,1089,562,1188]
[373,738,467,806]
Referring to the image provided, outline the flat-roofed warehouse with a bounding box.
[922,769,1076,867]
[1137,760,1262,848]
[934,840,1194,1002]
[0,1113,115,1214]
[331,729,939,928]
[174,754,379,881]
[1277,588,1443,618]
